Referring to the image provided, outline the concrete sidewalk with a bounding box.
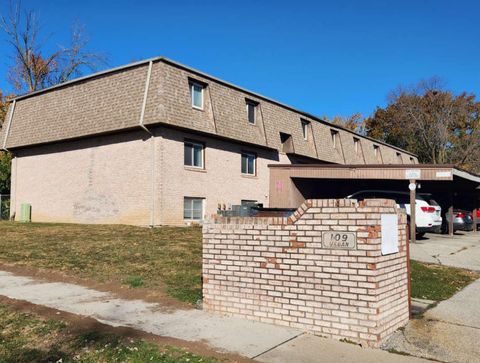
[0,270,428,362]
[410,232,480,271]
[385,278,480,363]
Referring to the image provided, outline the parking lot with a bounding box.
[411,231,480,271]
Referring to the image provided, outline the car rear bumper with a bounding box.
[417,226,438,233]
[454,222,474,231]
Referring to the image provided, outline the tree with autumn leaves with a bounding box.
[364,79,480,173]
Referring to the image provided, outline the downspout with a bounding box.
[139,61,155,227]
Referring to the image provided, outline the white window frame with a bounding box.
[331,130,338,149]
[241,152,256,176]
[353,137,360,154]
[246,101,256,124]
[184,141,204,169]
[184,197,204,220]
[191,82,204,110]
[301,120,309,140]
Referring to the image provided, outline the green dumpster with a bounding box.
[20,203,31,222]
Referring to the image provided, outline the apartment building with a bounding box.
[0,57,417,225]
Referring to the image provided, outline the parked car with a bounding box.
[418,193,443,234]
[443,209,474,233]
[347,190,442,238]
[477,209,480,231]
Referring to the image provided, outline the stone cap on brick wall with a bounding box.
[206,198,404,226]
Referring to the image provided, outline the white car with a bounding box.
[347,190,442,237]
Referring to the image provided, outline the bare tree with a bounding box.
[1,1,107,93]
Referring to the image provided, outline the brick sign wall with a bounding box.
[202,199,409,347]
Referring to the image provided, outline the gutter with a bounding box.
[138,61,156,227]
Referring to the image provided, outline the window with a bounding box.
[410,157,415,164]
[246,100,257,124]
[241,152,256,175]
[396,152,402,163]
[331,130,339,148]
[184,141,204,168]
[184,197,204,220]
[374,145,380,159]
[353,137,360,154]
[190,82,204,109]
[301,120,310,140]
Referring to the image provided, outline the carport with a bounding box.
[269,164,480,242]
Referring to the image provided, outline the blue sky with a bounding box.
[1,0,479,118]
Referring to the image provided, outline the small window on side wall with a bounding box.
[190,82,204,109]
[241,152,256,175]
[184,141,204,168]
[246,100,258,124]
[301,120,310,140]
[184,197,204,220]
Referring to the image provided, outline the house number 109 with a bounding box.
[322,231,357,250]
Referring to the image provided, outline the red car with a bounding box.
[477,209,480,230]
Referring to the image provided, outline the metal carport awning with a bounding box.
[269,164,480,242]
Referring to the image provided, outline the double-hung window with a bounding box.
[190,82,204,109]
[184,197,203,220]
[184,141,204,168]
[241,152,256,175]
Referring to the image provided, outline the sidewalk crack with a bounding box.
[250,332,305,360]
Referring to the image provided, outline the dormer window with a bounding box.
[331,130,339,149]
[396,152,402,163]
[353,137,360,154]
[301,120,310,140]
[190,81,204,110]
[374,145,380,160]
[246,100,258,124]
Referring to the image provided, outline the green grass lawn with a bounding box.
[410,260,479,301]
[0,303,219,363]
[0,222,203,304]
[0,222,478,306]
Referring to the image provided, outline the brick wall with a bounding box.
[203,198,409,347]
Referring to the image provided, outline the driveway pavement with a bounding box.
[0,270,429,362]
[384,278,480,363]
[410,231,480,271]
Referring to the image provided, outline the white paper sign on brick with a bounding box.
[381,214,399,255]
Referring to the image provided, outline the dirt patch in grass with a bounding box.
[0,222,203,304]
[410,260,479,301]
[0,296,249,362]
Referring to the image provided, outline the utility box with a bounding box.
[19,203,32,222]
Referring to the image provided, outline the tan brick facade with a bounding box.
[9,127,293,225]
[202,199,409,347]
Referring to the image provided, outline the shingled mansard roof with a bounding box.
[0,57,417,164]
